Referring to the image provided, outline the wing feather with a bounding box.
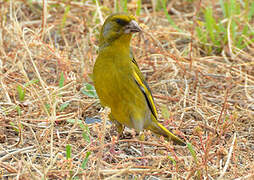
[132,58,158,119]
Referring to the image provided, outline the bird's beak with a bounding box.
[124,20,142,34]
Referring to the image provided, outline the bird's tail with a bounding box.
[147,121,186,146]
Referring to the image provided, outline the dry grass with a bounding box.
[0,0,254,179]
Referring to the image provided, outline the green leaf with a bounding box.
[81,151,91,169]
[81,83,98,98]
[9,122,19,133]
[67,119,90,142]
[78,122,86,130]
[67,119,83,125]
[59,102,69,111]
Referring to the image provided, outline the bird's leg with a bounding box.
[109,114,124,155]
[138,132,148,165]
[137,132,144,155]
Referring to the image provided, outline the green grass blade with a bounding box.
[230,0,237,16]
[204,8,215,44]
[66,144,71,159]
[17,85,25,101]
[219,0,226,17]
[160,0,181,32]
[168,155,176,166]
[9,122,19,133]
[16,105,22,116]
[45,103,50,114]
[121,0,128,13]
[187,142,201,178]
[114,0,119,13]
[60,5,70,32]
[236,25,248,48]
[230,19,237,46]
[187,143,198,163]
[81,151,91,169]
[248,1,254,21]
[136,0,142,15]
[59,71,65,88]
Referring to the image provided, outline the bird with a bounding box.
[93,13,185,146]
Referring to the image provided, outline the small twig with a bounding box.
[104,167,131,180]
[0,146,35,162]
[227,17,234,58]
[41,0,47,39]
[0,162,17,173]
[234,173,254,180]
[180,78,189,125]
[218,133,237,180]
[153,94,179,102]
[216,85,230,127]
[96,107,110,178]
[130,146,142,156]
[95,0,104,25]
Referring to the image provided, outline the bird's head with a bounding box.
[99,13,142,46]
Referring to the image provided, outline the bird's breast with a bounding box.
[94,53,133,102]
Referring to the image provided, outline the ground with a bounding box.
[0,0,254,179]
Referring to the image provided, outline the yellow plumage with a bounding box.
[93,13,185,146]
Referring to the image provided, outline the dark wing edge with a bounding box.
[132,58,158,119]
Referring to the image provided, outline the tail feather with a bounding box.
[147,121,186,146]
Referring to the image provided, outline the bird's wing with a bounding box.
[131,57,158,119]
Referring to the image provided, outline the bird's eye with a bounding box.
[115,18,128,26]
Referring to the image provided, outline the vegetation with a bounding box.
[0,0,253,179]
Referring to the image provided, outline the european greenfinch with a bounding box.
[93,13,185,146]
